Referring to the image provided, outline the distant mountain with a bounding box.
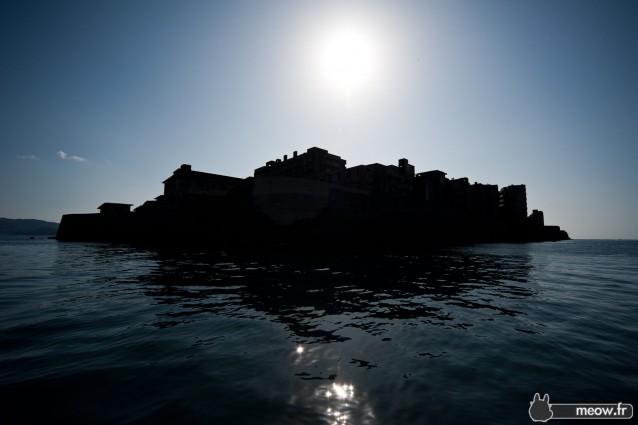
[0,218,59,235]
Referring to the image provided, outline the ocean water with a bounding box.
[0,237,636,424]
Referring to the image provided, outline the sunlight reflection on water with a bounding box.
[314,381,375,425]
[290,343,374,424]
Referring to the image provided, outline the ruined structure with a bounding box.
[56,147,569,246]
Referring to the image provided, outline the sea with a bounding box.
[0,237,636,425]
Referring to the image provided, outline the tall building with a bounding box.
[470,183,499,215]
[413,170,447,204]
[447,177,470,211]
[499,184,527,221]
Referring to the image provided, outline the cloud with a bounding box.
[17,154,38,160]
[57,150,87,162]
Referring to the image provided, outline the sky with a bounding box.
[1,0,637,239]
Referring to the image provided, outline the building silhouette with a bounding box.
[162,164,243,198]
[499,184,528,221]
[254,147,346,180]
[57,147,569,246]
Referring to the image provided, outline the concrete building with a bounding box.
[335,164,375,191]
[470,183,499,215]
[336,158,415,195]
[413,170,447,205]
[252,176,366,226]
[163,164,244,198]
[528,209,545,227]
[98,203,132,214]
[254,147,346,181]
[447,177,470,211]
[499,184,527,221]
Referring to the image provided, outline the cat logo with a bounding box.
[529,393,553,422]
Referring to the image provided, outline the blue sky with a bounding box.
[1,0,637,239]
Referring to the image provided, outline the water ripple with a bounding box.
[1,238,636,425]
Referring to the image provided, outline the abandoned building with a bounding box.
[56,147,569,245]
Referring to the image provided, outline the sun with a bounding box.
[318,27,378,93]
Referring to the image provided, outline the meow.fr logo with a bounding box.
[529,393,633,421]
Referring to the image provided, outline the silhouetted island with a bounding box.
[57,147,569,247]
[0,218,59,236]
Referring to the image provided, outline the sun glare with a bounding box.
[318,26,378,93]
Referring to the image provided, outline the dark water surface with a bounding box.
[1,238,636,424]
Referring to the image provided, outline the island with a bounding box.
[56,147,569,247]
[0,218,59,236]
